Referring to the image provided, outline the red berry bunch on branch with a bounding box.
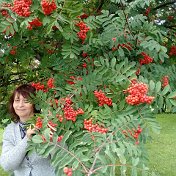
[66,76,82,85]
[27,18,43,30]
[167,15,174,21]
[11,0,32,17]
[122,125,142,144]
[82,52,88,58]
[41,0,57,15]
[94,90,112,106]
[31,82,45,91]
[139,52,153,65]
[1,10,9,17]
[0,3,12,17]
[47,120,57,141]
[31,78,55,92]
[84,119,108,134]
[63,98,84,122]
[35,117,43,129]
[161,76,169,88]
[118,43,133,51]
[135,67,141,76]
[79,13,89,19]
[63,167,73,176]
[47,78,55,89]
[124,79,154,105]
[35,117,63,143]
[112,43,133,51]
[75,21,90,43]
[169,46,176,56]
[145,7,151,16]
[10,46,17,55]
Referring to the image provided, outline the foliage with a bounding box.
[0,0,176,175]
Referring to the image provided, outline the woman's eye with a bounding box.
[14,99,20,102]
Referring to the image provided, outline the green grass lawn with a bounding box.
[147,114,176,176]
[0,114,175,176]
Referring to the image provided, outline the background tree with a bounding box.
[0,0,176,175]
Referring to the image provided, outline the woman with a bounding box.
[0,84,55,176]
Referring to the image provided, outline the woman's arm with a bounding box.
[0,125,28,171]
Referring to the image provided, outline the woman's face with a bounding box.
[13,93,34,122]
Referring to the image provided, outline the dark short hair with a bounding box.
[9,84,39,123]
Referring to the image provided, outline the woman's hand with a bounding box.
[26,125,36,139]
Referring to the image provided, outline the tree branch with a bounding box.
[153,0,176,10]
[164,24,176,29]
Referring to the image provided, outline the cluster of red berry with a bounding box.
[63,167,72,176]
[167,15,174,21]
[169,46,176,56]
[124,79,154,105]
[78,13,89,19]
[36,117,63,143]
[27,18,43,30]
[139,52,153,65]
[9,46,17,55]
[47,120,58,141]
[35,117,43,129]
[31,78,55,91]
[47,78,55,88]
[161,76,169,88]
[94,90,112,106]
[1,2,12,8]
[56,114,63,122]
[118,43,133,51]
[122,125,142,145]
[112,43,132,51]
[1,10,8,17]
[57,135,63,142]
[82,52,88,58]
[63,98,84,122]
[135,67,141,76]
[84,119,108,134]
[47,49,55,54]
[145,7,151,16]
[41,0,57,15]
[66,76,82,85]
[75,21,90,42]
[11,0,32,17]
[31,82,45,91]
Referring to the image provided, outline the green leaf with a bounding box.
[13,22,18,32]
[167,91,176,99]
[42,145,56,158]
[61,130,72,144]
[118,47,124,57]
[37,143,50,155]
[115,75,126,82]
[132,157,139,166]
[149,80,155,91]
[161,85,170,96]
[125,70,136,77]
[169,99,176,106]
[32,135,43,144]
[155,81,161,93]
[116,148,126,164]
[70,52,75,58]
[43,128,51,141]
[72,160,79,169]
[111,57,116,69]
[43,16,51,25]
[158,96,164,109]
